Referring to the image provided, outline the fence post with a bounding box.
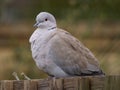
[0,76,120,90]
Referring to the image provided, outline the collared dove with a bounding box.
[29,12,104,77]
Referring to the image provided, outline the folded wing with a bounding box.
[48,28,101,76]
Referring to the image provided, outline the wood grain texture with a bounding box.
[0,76,120,90]
[0,80,13,90]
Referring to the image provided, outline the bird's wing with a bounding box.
[48,28,100,75]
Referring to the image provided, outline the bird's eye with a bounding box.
[45,18,48,21]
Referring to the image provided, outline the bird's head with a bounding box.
[34,12,57,30]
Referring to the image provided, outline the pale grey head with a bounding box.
[34,12,57,30]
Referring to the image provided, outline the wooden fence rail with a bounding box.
[0,75,120,90]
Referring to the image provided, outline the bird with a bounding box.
[29,12,104,78]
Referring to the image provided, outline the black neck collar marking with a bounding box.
[48,27,56,30]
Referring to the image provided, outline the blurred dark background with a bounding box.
[0,0,120,80]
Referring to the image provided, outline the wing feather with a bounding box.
[48,28,101,75]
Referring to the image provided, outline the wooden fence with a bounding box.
[0,75,120,90]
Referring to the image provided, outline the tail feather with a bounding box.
[80,70,105,76]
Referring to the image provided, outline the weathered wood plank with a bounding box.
[53,78,63,90]
[37,79,53,90]
[90,76,105,90]
[0,80,13,90]
[13,80,24,90]
[79,77,90,90]
[63,77,79,90]
[0,76,120,90]
[105,75,120,90]
[24,80,38,90]
[0,81,2,90]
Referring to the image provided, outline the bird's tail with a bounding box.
[80,70,105,76]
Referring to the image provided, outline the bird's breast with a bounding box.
[30,29,56,61]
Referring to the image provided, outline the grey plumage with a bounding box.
[29,12,104,77]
